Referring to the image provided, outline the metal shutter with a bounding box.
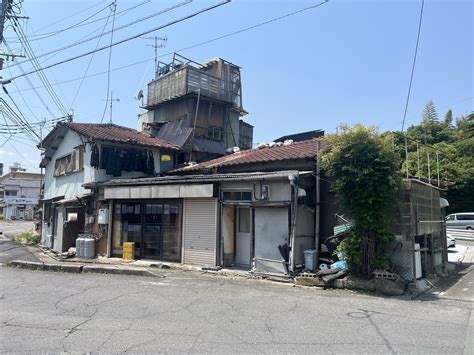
[183,198,217,266]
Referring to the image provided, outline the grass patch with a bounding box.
[15,230,41,245]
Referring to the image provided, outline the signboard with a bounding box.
[4,197,39,205]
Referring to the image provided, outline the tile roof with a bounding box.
[64,122,178,150]
[174,139,320,172]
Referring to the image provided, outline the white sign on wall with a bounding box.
[4,197,39,205]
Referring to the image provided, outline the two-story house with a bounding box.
[38,121,178,254]
[0,163,41,220]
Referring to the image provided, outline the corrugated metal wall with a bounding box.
[183,198,217,266]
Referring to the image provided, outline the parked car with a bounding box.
[446,213,474,230]
[447,235,456,248]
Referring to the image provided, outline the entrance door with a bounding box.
[143,202,182,262]
[235,207,252,267]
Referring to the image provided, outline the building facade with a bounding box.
[39,122,178,253]
[0,163,41,220]
[91,139,335,277]
[138,53,253,163]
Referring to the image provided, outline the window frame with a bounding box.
[53,145,84,177]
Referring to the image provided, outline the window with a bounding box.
[207,126,223,141]
[260,185,270,200]
[6,190,17,196]
[457,214,474,221]
[53,146,84,177]
[446,215,455,221]
[222,191,252,202]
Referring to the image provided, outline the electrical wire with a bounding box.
[10,17,69,116]
[401,0,424,133]
[4,41,57,119]
[100,1,117,124]
[5,2,112,43]
[69,5,114,111]
[6,0,193,70]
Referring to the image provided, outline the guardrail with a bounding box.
[447,228,474,241]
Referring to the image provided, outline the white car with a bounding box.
[447,235,456,248]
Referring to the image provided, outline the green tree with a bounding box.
[422,100,439,124]
[444,109,453,127]
[321,125,401,277]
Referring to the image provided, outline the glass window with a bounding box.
[222,190,252,202]
[238,208,251,234]
[446,215,455,221]
[457,214,474,221]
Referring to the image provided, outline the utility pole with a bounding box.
[0,0,26,71]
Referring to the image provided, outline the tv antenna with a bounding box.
[103,90,120,123]
[140,36,167,75]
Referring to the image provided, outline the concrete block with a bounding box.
[375,278,406,296]
[295,276,324,287]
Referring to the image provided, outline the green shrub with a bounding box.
[15,230,41,245]
[321,125,401,277]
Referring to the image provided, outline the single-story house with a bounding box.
[89,139,337,276]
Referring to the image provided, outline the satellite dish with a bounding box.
[136,90,144,100]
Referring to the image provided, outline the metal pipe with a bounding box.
[315,141,321,265]
[427,148,431,184]
[189,88,201,162]
[417,143,420,179]
[405,136,409,178]
[436,152,440,187]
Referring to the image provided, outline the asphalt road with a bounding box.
[0,222,40,264]
[0,221,35,238]
[1,267,472,354]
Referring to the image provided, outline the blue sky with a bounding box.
[0,0,472,172]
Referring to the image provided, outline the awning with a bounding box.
[39,195,65,204]
[53,193,94,205]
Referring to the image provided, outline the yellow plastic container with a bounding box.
[123,242,135,260]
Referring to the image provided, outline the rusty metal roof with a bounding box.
[172,139,320,173]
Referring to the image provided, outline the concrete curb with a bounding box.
[5,260,158,277]
[82,265,156,277]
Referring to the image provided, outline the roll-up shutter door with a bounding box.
[183,198,217,266]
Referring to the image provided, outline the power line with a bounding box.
[8,2,111,42]
[30,0,107,33]
[69,4,114,111]
[10,18,69,116]
[6,0,151,43]
[6,0,193,70]
[401,0,424,133]
[4,41,57,119]
[100,0,117,124]
[3,0,330,87]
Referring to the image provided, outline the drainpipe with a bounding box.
[315,141,321,265]
[288,173,298,275]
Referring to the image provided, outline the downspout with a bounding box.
[315,141,321,265]
[288,173,298,275]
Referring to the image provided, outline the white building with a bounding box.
[0,163,41,220]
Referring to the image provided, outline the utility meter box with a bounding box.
[98,209,109,224]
